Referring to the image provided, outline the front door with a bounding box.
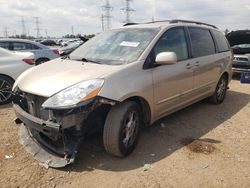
[151,27,194,118]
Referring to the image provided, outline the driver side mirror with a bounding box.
[155,52,177,65]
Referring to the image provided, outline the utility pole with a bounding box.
[34,17,41,38]
[121,0,135,23]
[21,16,26,36]
[102,0,113,31]
[3,27,9,38]
[45,29,48,38]
[71,25,74,36]
[101,14,105,31]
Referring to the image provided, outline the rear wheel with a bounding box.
[0,75,14,105]
[35,58,50,65]
[208,75,228,104]
[103,101,141,157]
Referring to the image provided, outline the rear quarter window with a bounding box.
[188,27,216,58]
[211,30,230,52]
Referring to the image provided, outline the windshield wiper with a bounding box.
[81,57,100,64]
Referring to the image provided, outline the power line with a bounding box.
[121,0,135,23]
[34,17,41,38]
[102,0,113,31]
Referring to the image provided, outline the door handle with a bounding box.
[194,61,200,67]
[186,63,193,69]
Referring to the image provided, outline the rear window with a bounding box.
[189,28,216,58]
[211,30,230,52]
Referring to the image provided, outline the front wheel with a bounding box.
[103,101,141,157]
[208,75,228,104]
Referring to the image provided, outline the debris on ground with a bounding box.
[5,154,14,159]
[143,163,152,171]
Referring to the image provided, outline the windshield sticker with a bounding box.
[120,41,140,47]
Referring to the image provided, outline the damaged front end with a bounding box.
[13,89,115,168]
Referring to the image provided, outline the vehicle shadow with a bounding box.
[63,90,250,172]
[0,103,12,109]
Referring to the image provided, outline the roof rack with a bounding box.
[123,23,139,26]
[170,19,218,29]
[123,19,217,29]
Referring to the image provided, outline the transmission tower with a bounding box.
[34,17,41,38]
[101,14,105,31]
[121,0,135,23]
[21,16,26,36]
[3,27,9,37]
[102,0,113,31]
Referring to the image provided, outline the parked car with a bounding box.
[61,39,81,47]
[0,47,34,105]
[226,30,250,74]
[0,39,59,65]
[40,39,57,46]
[12,20,232,168]
[58,41,83,56]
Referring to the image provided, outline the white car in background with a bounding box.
[0,39,60,65]
[0,47,34,105]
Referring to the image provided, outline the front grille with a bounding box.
[234,57,249,62]
[233,64,250,69]
[23,93,49,120]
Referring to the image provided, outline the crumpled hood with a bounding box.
[15,58,123,97]
[226,30,250,46]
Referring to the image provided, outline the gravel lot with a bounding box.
[0,79,249,188]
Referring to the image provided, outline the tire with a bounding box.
[208,74,228,104]
[35,58,50,65]
[0,75,14,105]
[103,101,141,157]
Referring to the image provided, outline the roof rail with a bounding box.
[170,19,217,29]
[123,23,139,26]
[123,19,218,29]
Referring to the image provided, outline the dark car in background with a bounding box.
[226,30,250,74]
[58,41,83,56]
[40,39,57,46]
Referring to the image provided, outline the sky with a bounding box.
[0,0,250,37]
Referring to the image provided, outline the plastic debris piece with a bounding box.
[143,163,152,171]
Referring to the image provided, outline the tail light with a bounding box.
[23,59,35,65]
[52,50,59,55]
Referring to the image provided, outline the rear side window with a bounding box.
[189,28,216,58]
[12,42,39,50]
[211,30,230,52]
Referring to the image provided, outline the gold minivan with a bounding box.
[13,20,232,168]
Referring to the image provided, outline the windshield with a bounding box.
[69,28,160,65]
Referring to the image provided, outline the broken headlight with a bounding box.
[42,79,104,109]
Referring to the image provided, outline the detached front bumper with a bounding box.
[13,104,79,168]
[18,125,74,168]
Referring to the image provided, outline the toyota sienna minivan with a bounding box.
[12,20,232,168]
